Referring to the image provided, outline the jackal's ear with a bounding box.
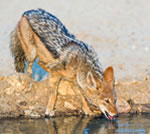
[87,71,97,89]
[104,66,114,85]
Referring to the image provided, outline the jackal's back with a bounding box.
[23,9,103,76]
[23,8,76,59]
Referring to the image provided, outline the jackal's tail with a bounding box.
[10,27,26,72]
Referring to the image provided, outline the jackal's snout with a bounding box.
[99,103,118,120]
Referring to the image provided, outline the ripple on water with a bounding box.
[0,114,150,134]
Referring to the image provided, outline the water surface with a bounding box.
[0,114,150,134]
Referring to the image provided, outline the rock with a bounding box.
[130,104,150,113]
[115,80,150,113]
[0,73,101,118]
[116,98,131,113]
[0,73,50,118]
[0,73,150,118]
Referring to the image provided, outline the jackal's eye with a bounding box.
[104,99,110,104]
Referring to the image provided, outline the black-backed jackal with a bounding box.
[10,9,117,120]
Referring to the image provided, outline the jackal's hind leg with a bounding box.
[18,16,37,79]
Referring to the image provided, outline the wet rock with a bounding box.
[130,104,150,113]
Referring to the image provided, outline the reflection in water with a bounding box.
[0,114,150,134]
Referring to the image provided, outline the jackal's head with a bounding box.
[85,66,117,120]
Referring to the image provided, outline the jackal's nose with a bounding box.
[116,113,119,117]
[113,113,119,119]
[110,113,119,121]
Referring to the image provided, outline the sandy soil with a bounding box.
[0,0,150,81]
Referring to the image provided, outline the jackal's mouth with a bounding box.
[104,111,115,120]
[99,106,116,120]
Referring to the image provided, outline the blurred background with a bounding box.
[1,0,150,81]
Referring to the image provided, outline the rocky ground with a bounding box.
[0,0,150,117]
[0,74,150,118]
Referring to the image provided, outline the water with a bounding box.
[25,59,49,81]
[0,114,150,134]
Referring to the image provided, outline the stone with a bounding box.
[0,73,150,118]
[116,98,131,113]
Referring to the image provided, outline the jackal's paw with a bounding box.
[45,108,55,117]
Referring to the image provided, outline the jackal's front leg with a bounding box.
[79,91,94,115]
[73,85,94,115]
[45,73,62,116]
